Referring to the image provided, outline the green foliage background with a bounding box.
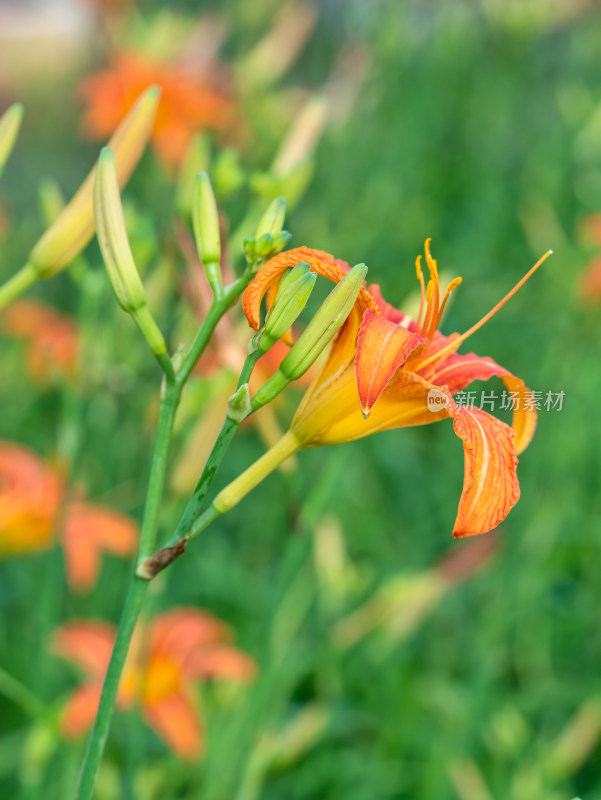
[1,0,600,798]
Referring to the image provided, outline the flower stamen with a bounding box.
[417,249,553,372]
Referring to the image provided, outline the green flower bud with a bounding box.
[192,172,221,264]
[281,263,367,379]
[95,148,147,313]
[258,262,316,351]
[94,148,167,357]
[252,263,367,408]
[0,103,23,178]
[256,196,286,239]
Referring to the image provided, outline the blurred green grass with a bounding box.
[1,1,601,798]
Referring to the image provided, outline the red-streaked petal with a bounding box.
[51,621,116,677]
[355,310,425,416]
[368,283,413,326]
[242,246,378,331]
[143,690,203,760]
[150,609,229,664]
[60,684,102,739]
[418,348,537,454]
[502,374,537,454]
[449,404,520,538]
[184,645,257,682]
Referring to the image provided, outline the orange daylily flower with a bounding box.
[1,300,78,385]
[242,242,550,538]
[0,442,62,555]
[0,441,138,590]
[79,53,236,167]
[52,609,256,759]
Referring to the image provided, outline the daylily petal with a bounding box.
[60,684,103,739]
[449,404,520,538]
[61,501,138,592]
[368,283,413,326]
[293,367,446,446]
[355,310,425,416]
[418,347,537,454]
[51,621,116,678]
[242,246,378,332]
[143,690,203,760]
[150,609,229,666]
[184,645,257,682]
[61,533,101,593]
[0,442,62,555]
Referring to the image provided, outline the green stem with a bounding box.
[0,263,37,310]
[74,266,257,797]
[149,349,261,555]
[74,384,178,800]
[177,271,253,386]
[190,430,301,540]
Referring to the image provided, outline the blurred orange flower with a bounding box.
[242,242,549,538]
[79,53,236,167]
[1,299,78,385]
[52,608,256,759]
[0,441,138,591]
[580,255,601,302]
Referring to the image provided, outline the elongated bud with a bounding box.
[256,196,286,239]
[95,148,146,312]
[252,263,367,408]
[281,263,367,379]
[28,86,159,278]
[257,262,316,351]
[192,172,220,264]
[0,103,24,177]
[94,148,167,358]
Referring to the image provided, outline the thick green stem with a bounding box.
[74,384,178,800]
[0,263,37,310]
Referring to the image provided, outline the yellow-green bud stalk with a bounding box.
[192,172,222,295]
[94,148,167,358]
[256,196,286,239]
[0,103,23,178]
[29,86,160,279]
[257,262,316,352]
[252,263,367,408]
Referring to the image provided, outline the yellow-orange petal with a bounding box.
[59,684,103,739]
[185,645,257,682]
[355,310,425,417]
[0,442,62,556]
[51,621,116,678]
[449,404,520,538]
[143,690,203,760]
[242,246,378,332]
[150,609,229,665]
